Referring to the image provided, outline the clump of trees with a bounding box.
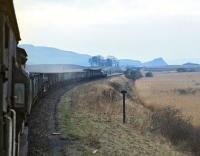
[89,55,119,67]
[177,68,187,72]
[145,72,153,77]
[177,68,195,73]
[124,68,143,80]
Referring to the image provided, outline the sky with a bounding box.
[14,0,200,64]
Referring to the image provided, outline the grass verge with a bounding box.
[57,77,189,156]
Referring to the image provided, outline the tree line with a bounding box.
[88,55,119,67]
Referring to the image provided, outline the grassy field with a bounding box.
[135,72,200,127]
[57,76,189,156]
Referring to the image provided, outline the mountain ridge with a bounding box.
[143,57,168,67]
[21,44,170,67]
[183,63,200,66]
[20,44,91,66]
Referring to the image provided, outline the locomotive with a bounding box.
[0,1,106,156]
[0,0,28,155]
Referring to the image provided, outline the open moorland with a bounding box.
[135,72,200,127]
[57,76,189,156]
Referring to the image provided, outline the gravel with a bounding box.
[28,82,81,156]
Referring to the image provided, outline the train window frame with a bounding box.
[14,83,25,108]
[4,23,10,49]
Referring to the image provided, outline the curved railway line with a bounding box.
[28,82,78,156]
[0,1,116,156]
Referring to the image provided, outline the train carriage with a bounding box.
[0,0,29,155]
[0,1,108,156]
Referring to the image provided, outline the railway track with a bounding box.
[28,82,81,156]
[28,75,123,156]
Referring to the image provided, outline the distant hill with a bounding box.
[143,57,168,67]
[119,59,142,67]
[21,44,170,67]
[168,58,200,65]
[20,44,91,66]
[182,63,200,67]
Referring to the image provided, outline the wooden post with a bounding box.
[121,90,127,124]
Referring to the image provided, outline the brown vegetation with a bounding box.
[151,107,200,156]
[135,72,200,155]
[135,72,200,126]
[57,76,188,156]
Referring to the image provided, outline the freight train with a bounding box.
[0,1,106,156]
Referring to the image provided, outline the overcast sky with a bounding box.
[14,0,200,64]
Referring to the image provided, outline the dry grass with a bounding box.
[57,76,188,156]
[135,72,200,127]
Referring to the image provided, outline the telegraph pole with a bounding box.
[121,90,127,124]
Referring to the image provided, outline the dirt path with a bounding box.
[28,82,83,156]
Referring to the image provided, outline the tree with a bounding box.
[96,55,102,66]
[88,55,119,67]
[177,68,187,73]
[105,58,113,67]
[107,56,119,67]
[89,58,94,66]
[89,56,104,67]
[125,68,143,80]
[177,68,195,73]
[145,72,153,77]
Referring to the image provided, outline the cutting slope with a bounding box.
[57,76,188,156]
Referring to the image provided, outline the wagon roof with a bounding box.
[26,64,86,73]
[83,68,102,71]
[0,0,21,41]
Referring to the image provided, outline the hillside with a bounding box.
[57,76,188,156]
[20,44,91,66]
[119,59,142,67]
[143,57,168,67]
[20,44,169,67]
[183,63,200,67]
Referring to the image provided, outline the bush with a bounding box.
[175,88,200,95]
[151,107,192,144]
[151,106,200,155]
[177,68,187,72]
[145,72,153,77]
[177,68,195,73]
[124,69,143,80]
